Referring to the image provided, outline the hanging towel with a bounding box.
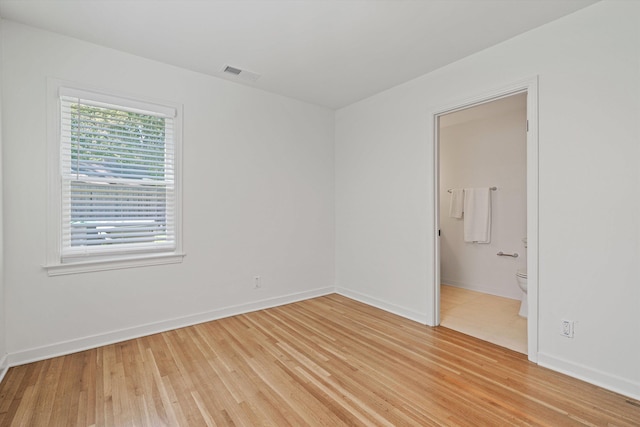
[463,187,492,243]
[449,188,464,218]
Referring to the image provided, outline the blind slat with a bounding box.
[62,110,173,127]
[61,128,175,153]
[62,120,172,139]
[62,143,173,162]
[62,177,173,186]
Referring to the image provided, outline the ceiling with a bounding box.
[0,0,598,109]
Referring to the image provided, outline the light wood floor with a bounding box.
[440,284,527,354]
[1,294,639,426]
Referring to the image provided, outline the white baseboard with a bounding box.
[538,352,640,401]
[0,353,8,384]
[335,287,428,325]
[7,287,334,368]
[441,278,521,300]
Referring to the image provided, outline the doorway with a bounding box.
[439,93,527,353]
[431,79,539,362]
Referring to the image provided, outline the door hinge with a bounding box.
[438,229,441,237]
[526,120,529,132]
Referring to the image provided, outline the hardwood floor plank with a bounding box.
[0,365,27,425]
[1,294,639,426]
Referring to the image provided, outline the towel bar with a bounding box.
[448,186,497,193]
[497,251,518,258]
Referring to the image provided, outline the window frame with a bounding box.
[46,80,184,276]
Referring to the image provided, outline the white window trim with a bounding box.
[45,79,185,276]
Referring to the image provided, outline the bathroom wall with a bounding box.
[439,97,527,299]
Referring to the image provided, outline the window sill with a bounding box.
[44,252,186,276]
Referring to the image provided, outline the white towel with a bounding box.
[463,187,492,243]
[448,189,464,219]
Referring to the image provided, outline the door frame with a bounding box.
[430,77,539,362]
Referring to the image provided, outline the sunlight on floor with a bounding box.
[440,284,527,354]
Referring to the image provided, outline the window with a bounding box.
[47,84,183,275]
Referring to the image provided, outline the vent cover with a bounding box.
[223,65,242,75]
[221,64,261,82]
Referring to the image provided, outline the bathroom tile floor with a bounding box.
[440,284,527,354]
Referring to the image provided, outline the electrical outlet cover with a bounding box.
[561,320,574,338]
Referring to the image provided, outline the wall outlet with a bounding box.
[561,319,574,338]
[253,276,261,289]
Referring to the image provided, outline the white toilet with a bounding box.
[516,269,528,317]
[516,237,528,317]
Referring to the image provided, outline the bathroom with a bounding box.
[438,92,528,354]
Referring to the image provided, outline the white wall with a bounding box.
[440,105,527,299]
[0,17,7,379]
[1,21,335,363]
[336,1,640,398]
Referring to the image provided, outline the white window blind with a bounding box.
[59,88,178,262]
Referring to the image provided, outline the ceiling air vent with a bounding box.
[221,64,261,82]
[223,65,242,75]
